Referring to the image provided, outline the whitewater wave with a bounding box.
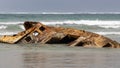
[19,25,25,30]
[0,20,120,29]
[0,32,18,35]
[0,25,7,29]
[42,20,120,29]
[95,32,120,35]
[0,22,23,25]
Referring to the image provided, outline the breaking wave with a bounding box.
[95,32,120,35]
[0,25,7,29]
[42,20,120,29]
[0,32,17,35]
[0,22,22,25]
[0,20,120,29]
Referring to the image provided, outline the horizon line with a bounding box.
[0,12,120,14]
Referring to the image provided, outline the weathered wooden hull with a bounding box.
[0,21,120,48]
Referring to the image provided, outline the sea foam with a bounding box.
[0,25,7,29]
[95,32,120,35]
[42,20,120,29]
[0,20,120,29]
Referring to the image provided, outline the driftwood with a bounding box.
[0,21,120,48]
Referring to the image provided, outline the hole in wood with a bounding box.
[103,43,111,47]
[25,36,32,42]
[39,26,45,31]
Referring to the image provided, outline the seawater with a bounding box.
[0,13,120,41]
[0,43,120,68]
[0,13,120,68]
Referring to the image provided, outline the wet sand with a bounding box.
[0,43,120,68]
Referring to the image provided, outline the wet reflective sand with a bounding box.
[0,43,120,68]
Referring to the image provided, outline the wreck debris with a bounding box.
[0,26,35,44]
[0,21,120,48]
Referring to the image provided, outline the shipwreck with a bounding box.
[0,21,120,48]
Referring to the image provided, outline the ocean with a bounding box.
[0,13,120,41]
[0,12,120,68]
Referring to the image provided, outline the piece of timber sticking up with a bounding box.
[0,21,120,48]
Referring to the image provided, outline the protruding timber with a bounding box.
[0,21,120,48]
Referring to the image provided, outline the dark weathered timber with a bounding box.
[0,21,120,48]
